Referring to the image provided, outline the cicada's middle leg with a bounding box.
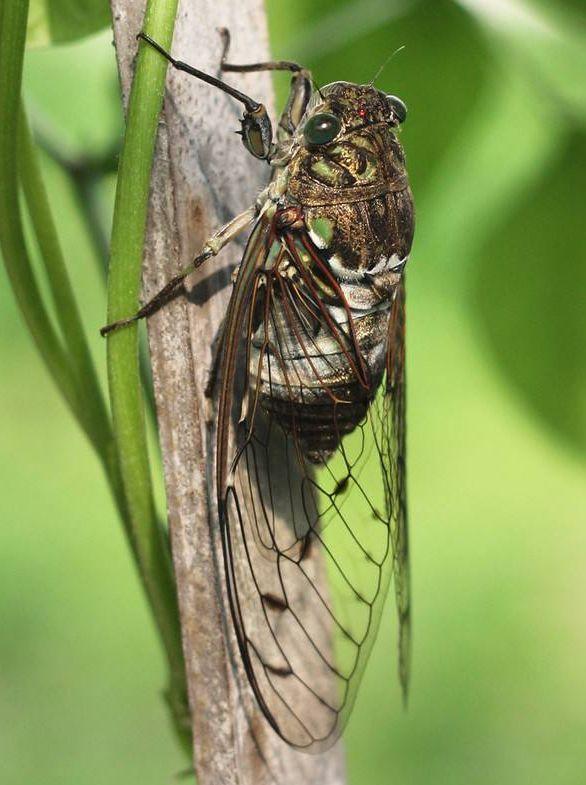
[101,32,316,338]
[100,206,256,336]
[218,27,313,145]
[136,32,275,160]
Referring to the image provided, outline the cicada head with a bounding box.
[298,81,407,151]
[286,80,411,209]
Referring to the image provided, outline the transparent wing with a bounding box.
[383,277,410,699]
[216,216,409,751]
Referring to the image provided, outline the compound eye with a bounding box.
[303,113,341,146]
[387,95,407,125]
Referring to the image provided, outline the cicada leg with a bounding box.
[137,32,273,160]
[219,26,308,80]
[100,206,256,336]
[218,27,313,142]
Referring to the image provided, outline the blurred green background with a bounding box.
[1,1,585,783]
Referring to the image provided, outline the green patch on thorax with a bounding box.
[306,215,334,248]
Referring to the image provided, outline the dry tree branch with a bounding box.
[110,1,346,782]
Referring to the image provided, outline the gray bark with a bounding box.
[110,2,346,783]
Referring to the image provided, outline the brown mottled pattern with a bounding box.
[288,123,413,272]
[249,83,415,456]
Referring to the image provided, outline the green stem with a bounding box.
[0,0,189,756]
[17,105,132,563]
[105,1,190,754]
[20,103,164,609]
[0,0,80,419]
[26,109,160,433]
[64,169,160,432]
[0,3,129,553]
[18,107,113,459]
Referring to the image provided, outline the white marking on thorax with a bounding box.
[308,227,328,249]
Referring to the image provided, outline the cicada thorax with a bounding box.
[247,117,413,464]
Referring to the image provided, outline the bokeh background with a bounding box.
[1,1,585,783]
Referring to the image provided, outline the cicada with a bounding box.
[103,30,415,752]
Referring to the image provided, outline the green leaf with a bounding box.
[474,133,586,456]
[24,30,122,163]
[455,0,586,122]
[447,0,586,454]
[27,0,110,47]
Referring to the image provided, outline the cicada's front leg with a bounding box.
[137,32,274,160]
[218,28,313,149]
[100,206,257,336]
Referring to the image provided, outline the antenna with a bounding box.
[313,79,326,101]
[369,45,406,87]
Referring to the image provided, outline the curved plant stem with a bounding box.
[0,0,80,418]
[17,105,132,543]
[18,108,114,456]
[105,0,190,754]
[0,3,127,539]
[29,111,160,432]
[0,0,189,755]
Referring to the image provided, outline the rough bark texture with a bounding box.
[110,2,346,783]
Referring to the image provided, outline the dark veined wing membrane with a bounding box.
[216,211,409,752]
